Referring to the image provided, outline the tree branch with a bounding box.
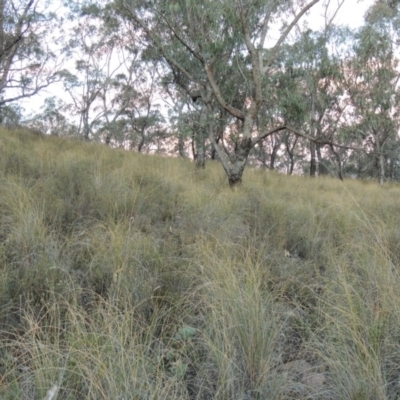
[120,2,196,84]
[265,0,321,69]
[238,6,262,108]
[259,1,279,49]
[204,62,245,120]
[160,14,205,64]
[251,122,365,151]
[285,125,364,151]
[251,125,287,147]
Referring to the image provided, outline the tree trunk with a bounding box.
[195,133,205,169]
[0,0,4,62]
[269,134,283,170]
[270,151,276,169]
[195,104,207,169]
[211,122,223,160]
[375,140,385,185]
[329,144,343,180]
[191,132,197,160]
[288,152,295,175]
[83,113,90,140]
[257,141,267,169]
[309,96,318,177]
[227,137,252,186]
[227,160,247,186]
[337,162,343,180]
[203,77,257,185]
[209,120,252,187]
[379,151,385,185]
[317,144,328,175]
[137,134,145,152]
[178,131,185,157]
[285,134,297,175]
[290,159,295,174]
[310,141,317,177]
[211,137,218,160]
[270,143,278,170]
[388,156,395,180]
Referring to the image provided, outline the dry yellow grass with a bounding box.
[1,127,400,399]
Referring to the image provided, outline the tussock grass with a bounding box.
[2,127,400,399]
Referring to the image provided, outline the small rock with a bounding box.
[279,359,325,390]
[302,370,325,390]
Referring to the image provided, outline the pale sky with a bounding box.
[331,0,373,27]
[289,0,374,34]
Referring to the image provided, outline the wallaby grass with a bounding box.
[1,127,400,399]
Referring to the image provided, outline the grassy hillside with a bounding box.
[1,128,400,399]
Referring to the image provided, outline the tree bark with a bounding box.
[388,156,395,180]
[258,141,268,169]
[228,136,253,186]
[208,113,252,187]
[137,134,145,152]
[83,112,90,140]
[178,131,185,158]
[310,141,317,177]
[270,148,277,170]
[269,134,283,170]
[195,133,205,168]
[379,151,385,185]
[288,153,295,175]
[285,134,298,175]
[0,0,4,59]
[375,140,385,185]
[195,104,207,169]
[210,137,218,160]
[329,144,343,180]
[191,132,197,160]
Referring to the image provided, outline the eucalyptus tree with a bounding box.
[0,0,65,122]
[61,2,165,147]
[159,68,213,161]
[167,96,207,165]
[116,0,321,186]
[253,132,284,170]
[272,25,349,178]
[343,4,400,184]
[161,88,190,158]
[284,133,300,174]
[118,68,167,152]
[62,7,121,140]
[28,96,74,136]
[0,102,23,127]
[251,93,288,170]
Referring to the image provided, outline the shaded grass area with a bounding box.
[1,128,400,399]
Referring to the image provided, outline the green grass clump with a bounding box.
[1,127,400,399]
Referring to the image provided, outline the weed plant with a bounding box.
[1,127,400,399]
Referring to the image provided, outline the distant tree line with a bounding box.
[2,0,400,185]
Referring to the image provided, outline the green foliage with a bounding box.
[174,326,197,341]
